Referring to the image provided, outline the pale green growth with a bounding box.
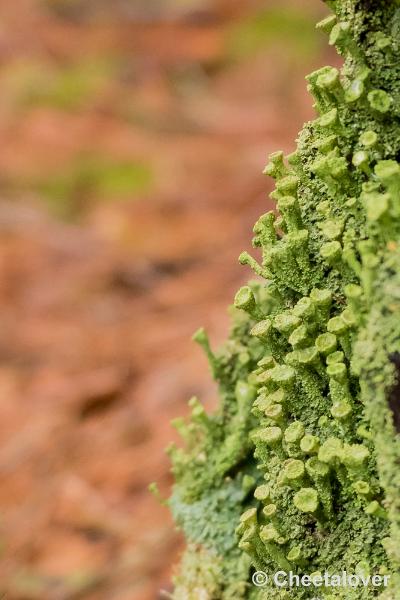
[250,319,274,342]
[273,313,301,335]
[268,365,296,387]
[357,424,373,441]
[352,150,372,176]
[272,215,285,233]
[171,418,192,443]
[255,426,283,446]
[257,356,275,370]
[240,507,258,526]
[318,107,340,129]
[259,527,293,570]
[362,190,390,222]
[331,399,352,420]
[310,287,332,309]
[238,251,268,278]
[310,571,323,586]
[286,151,301,168]
[305,457,332,517]
[253,391,268,411]
[296,347,325,378]
[253,211,276,248]
[259,523,280,543]
[288,325,311,348]
[327,317,347,336]
[316,66,340,91]
[320,219,344,240]
[168,4,398,597]
[365,501,387,520]
[314,135,337,154]
[318,415,329,427]
[267,388,287,405]
[263,504,277,519]
[310,287,333,324]
[326,320,351,357]
[286,545,303,563]
[300,434,320,454]
[254,484,271,502]
[328,362,352,406]
[255,369,274,387]
[375,161,400,212]
[326,350,344,364]
[326,362,347,383]
[316,332,337,356]
[294,488,319,513]
[264,403,284,422]
[353,480,371,496]
[329,20,353,52]
[293,297,315,320]
[263,151,286,179]
[234,286,260,319]
[341,307,358,328]
[375,159,400,184]
[192,327,221,379]
[344,197,357,208]
[284,350,300,368]
[316,200,331,217]
[296,347,319,365]
[189,396,209,425]
[312,150,348,188]
[374,32,391,50]
[238,539,251,553]
[315,14,336,34]
[284,421,305,444]
[235,381,257,408]
[355,560,371,577]
[288,232,311,274]
[345,78,365,102]
[282,459,305,485]
[360,130,378,148]
[277,196,302,232]
[367,89,392,113]
[236,508,258,538]
[321,240,342,264]
[342,444,370,469]
[275,174,299,197]
[306,457,329,480]
[240,524,257,545]
[318,437,343,465]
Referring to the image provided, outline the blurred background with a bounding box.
[0,0,339,598]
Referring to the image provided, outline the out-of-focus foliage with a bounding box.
[226,8,321,61]
[35,155,153,218]
[2,59,117,111]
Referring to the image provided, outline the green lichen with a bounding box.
[166,2,400,599]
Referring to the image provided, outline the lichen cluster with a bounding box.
[165,1,400,598]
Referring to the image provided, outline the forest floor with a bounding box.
[0,1,334,598]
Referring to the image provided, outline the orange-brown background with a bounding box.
[0,1,337,598]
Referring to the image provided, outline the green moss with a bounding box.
[167,2,400,599]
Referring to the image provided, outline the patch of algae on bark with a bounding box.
[165,1,400,598]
